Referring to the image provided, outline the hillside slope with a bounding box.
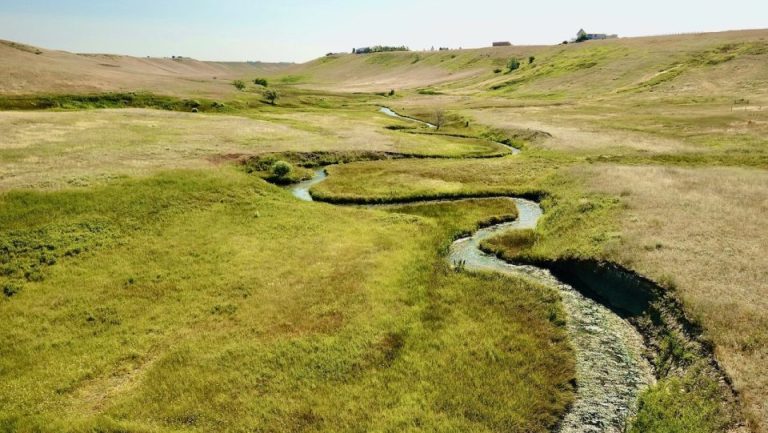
[276,29,768,101]
[0,40,292,97]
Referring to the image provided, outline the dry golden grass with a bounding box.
[582,164,768,432]
[0,107,508,190]
[0,40,290,97]
[466,107,699,154]
[274,29,768,100]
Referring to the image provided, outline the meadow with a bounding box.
[0,168,574,433]
[2,28,768,433]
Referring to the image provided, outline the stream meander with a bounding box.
[289,169,654,433]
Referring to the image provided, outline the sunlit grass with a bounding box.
[0,168,574,433]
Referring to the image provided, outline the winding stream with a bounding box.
[380,106,437,128]
[380,106,521,155]
[290,170,654,433]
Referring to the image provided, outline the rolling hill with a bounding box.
[0,40,292,97]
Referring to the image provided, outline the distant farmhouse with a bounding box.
[575,29,618,42]
[492,41,512,47]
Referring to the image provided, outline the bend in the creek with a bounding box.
[289,168,654,433]
[379,106,437,128]
[450,200,654,433]
[289,167,327,202]
[379,107,521,155]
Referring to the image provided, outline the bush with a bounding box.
[528,56,536,64]
[493,68,503,74]
[3,283,21,297]
[507,58,520,71]
[253,78,268,87]
[232,80,246,91]
[264,89,280,105]
[388,89,395,96]
[271,161,292,178]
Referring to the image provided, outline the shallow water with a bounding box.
[450,199,654,433]
[379,106,521,155]
[289,168,327,202]
[379,106,437,128]
[291,172,654,433]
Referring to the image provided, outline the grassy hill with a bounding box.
[0,40,292,97]
[273,29,768,102]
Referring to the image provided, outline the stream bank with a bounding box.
[290,170,656,432]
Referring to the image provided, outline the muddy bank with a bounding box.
[450,200,654,433]
[531,259,737,387]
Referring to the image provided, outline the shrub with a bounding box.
[493,68,503,74]
[507,58,520,71]
[232,80,246,91]
[3,283,21,297]
[388,89,395,96]
[264,89,280,105]
[253,78,268,87]
[271,161,292,178]
[529,56,536,64]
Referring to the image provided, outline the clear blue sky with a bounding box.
[0,0,765,62]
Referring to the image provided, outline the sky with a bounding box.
[0,0,766,63]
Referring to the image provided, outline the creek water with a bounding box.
[379,106,437,128]
[379,106,521,155]
[290,171,654,433]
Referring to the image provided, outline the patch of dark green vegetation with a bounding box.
[384,124,416,131]
[1,222,113,297]
[0,93,230,112]
[244,151,409,172]
[313,189,545,206]
[417,88,443,95]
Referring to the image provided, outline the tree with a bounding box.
[507,58,520,72]
[264,89,280,105]
[433,109,446,130]
[232,80,246,91]
[271,161,292,178]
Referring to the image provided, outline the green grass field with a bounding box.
[0,168,574,433]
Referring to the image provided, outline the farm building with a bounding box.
[576,29,618,42]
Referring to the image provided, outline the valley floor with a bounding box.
[2,29,768,433]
